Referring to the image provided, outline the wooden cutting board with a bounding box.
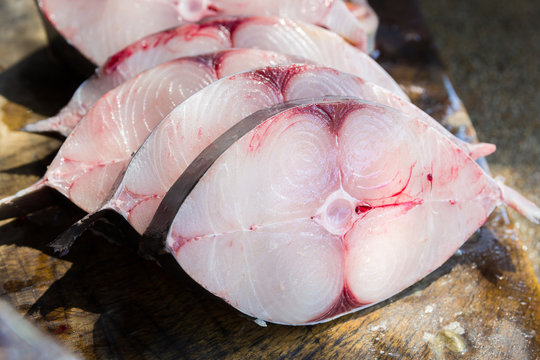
[1,0,539,358]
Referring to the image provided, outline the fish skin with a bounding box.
[165,99,502,325]
[38,0,377,65]
[22,16,406,137]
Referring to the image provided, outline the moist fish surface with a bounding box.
[0,51,301,216]
[165,98,539,325]
[0,64,500,227]
[23,16,407,137]
[38,0,377,65]
[101,64,522,236]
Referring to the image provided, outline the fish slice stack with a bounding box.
[2,0,539,325]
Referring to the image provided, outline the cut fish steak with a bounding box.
[166,98,539,325]
[38,0,377,65]
[100,64,521,237]
[0,64,503,231]
[185,0,378,51]
[0,50,302,217]
[23,16,407,137]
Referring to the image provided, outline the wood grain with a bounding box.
[1,0,539,358]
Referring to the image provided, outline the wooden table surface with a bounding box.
[0,0,539,359]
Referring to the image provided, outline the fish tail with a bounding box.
[20,114,72,138]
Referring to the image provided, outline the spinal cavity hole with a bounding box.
[327,199,353,227]
[315,191,358,236]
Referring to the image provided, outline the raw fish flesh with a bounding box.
[165,98,539,325]
[0,50,301,216]
[2,0,533,330]
[182,0,378,51]
[0,64,500,229]
[100,64,509,235]
[38,0,377,65]
[347,0,378,39]
[23,16,407,137]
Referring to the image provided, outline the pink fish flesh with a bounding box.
[23,16,407,137]
[0,50,301,216]
[165,98,539,325]
[102,64,514,236]
[2,63,495,226]
[1,64,493,227]
[346,0,378,40]
[38,0,377,65]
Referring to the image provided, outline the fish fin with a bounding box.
[20,116,70,138]
[467,142,496,160]
[0,180,57,220]
[497,177,540,224]
[49,211,104,256]
[50,209,141,256]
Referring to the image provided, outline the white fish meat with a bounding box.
[6,65,539,325]
[38,0,377,65]
[161,97,540,325]
[101,64,514,235]
[25,21,235,137]
[1,63,450,224]
[190,0,378,51]
[1,64,502,227]
[23,16,407,137]
[0,50,301,216]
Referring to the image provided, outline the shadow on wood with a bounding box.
[0,204,524,359]
[0,47,84,117]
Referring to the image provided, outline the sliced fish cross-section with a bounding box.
[24,16,406,137]
[38,0,378,65]
[0,50,302,216]
[164,98,536,324]
[102,64,536,236]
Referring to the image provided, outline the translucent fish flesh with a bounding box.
[166,98,539,324]
[0,50,301,216]
[23,16,406,137]
[38,0,377,65]
[101,65,523,236]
